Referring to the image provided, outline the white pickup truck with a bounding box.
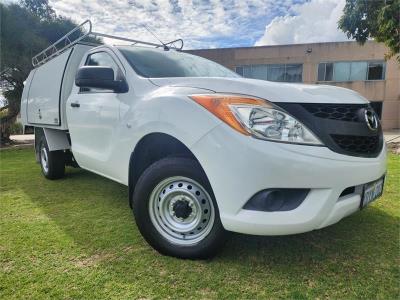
[21,21,386,259]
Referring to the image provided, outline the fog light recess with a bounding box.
[243,189,309,212]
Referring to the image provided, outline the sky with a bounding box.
[45,0,349,49]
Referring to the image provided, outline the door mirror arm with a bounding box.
[116,78,129,93]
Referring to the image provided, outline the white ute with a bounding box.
[21,21,386,258]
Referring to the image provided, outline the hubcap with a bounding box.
[40,145,49,173]
[149,176,215,245]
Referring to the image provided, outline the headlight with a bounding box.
[190,94,322,145]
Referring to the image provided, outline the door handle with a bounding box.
[70,102,80,108]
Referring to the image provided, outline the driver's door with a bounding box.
[67,50,125,176]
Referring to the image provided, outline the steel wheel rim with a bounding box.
[40,145,49,173]
[149,176,215,245]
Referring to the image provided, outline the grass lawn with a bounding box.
[0,148,399,299]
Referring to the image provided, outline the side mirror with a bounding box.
[75,66,128,93]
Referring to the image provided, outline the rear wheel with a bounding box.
[38,137,65,179]
[133,157,226,259]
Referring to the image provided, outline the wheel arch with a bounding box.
[128,132,208,208]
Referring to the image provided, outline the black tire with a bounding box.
[133,157,227,259]
[38,136,65,180]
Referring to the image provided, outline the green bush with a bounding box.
[9,122,23,135]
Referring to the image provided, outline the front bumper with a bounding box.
[190,123,387,235]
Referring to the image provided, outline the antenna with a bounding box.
[142,25,169,51]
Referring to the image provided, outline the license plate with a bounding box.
[361,177,385,208]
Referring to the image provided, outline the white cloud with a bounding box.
[255,0,348,46]
[48,0,298,49]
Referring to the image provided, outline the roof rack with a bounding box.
[32,19,184,67]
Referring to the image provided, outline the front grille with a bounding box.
[276,102,384,158]
[331,134,381,156]
[301,103,366,122]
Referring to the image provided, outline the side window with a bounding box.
[81,52,120,92]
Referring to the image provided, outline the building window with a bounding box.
[333,62,351,81]
[350,62,368,81]
[367,63,385,80]
[285,64,303,82]
[235,64,302,82]
[235,66,244,76]
[318,63,333,81]
[318,61,385,82]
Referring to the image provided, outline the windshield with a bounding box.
[118,46,240,78]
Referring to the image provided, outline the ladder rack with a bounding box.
[32,19,184,67]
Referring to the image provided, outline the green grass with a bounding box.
[0,148,399,299]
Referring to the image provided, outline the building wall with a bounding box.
[188,41,400,130]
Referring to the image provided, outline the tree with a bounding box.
[20,0,56,20]
[0,1,98,144]
[338,0,400,62]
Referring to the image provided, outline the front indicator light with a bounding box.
[190,94,322,145]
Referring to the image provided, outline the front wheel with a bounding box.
[133,157,227,259]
